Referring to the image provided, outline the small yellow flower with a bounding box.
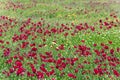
[52,42,56,45]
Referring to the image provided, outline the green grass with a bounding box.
[0,0,120,80]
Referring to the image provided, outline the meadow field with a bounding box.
[0,0,120,80]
